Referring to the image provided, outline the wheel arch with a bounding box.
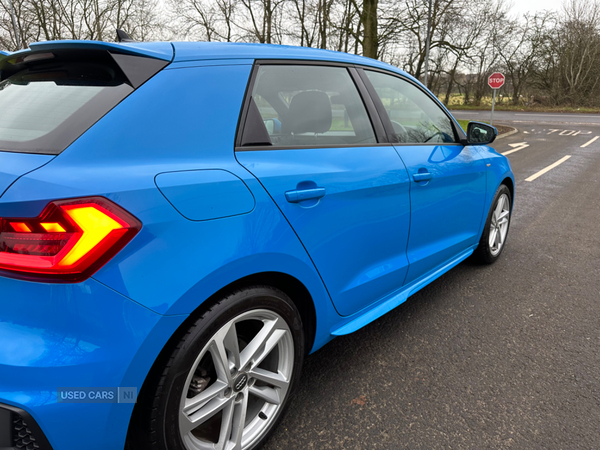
[209,271,317,355]
[125,271,318,449]
[140,270,317,389]
[501,176,514,207]
[170,270,318,356]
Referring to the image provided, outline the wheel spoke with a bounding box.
[240,318,287,369]
[495,196,505,217]
[249,368,289,390]
[211,336,234,384]
[249,385,281,405]
[221,321,241,371]
[497,210,510,225]
[231,394,249,449]
[489,228,498,249]
[180,396,233,435]
[183,380,228,416]
[252,328,287,368]
[216,399,235,450]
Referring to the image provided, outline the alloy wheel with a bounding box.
[179,309,294,450]
[488,193,510,256]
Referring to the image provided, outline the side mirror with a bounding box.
[466,122,497,145]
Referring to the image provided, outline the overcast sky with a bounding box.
[511,0,565,15]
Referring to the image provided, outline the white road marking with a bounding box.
[516,113,600,118]
[525,155,572,182]
[502,142,529,156]
[581,136,599,148]
[511,120,600,126]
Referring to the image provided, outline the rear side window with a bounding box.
[0,51,144,155]
[364,70,456,144]
[242,65,376,147]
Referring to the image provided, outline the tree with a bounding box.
[495,12,550,105]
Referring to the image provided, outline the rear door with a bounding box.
[359,69,487,284]
[235,62,411,317]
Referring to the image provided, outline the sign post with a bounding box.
[488,72,505,126]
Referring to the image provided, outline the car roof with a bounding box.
[171,41,411,76]
[0,40,416,84]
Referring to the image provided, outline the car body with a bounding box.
[0,40,514,450]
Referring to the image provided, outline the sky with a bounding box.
[511,0,565,15]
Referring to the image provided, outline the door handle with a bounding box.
[412,171,432,182]
[285,187,326,203]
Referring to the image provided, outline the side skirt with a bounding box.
[330,246,476,336]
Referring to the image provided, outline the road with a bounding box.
[451,109,600,126]
[264,113,600,449]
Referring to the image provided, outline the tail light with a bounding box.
[0,197,141,282]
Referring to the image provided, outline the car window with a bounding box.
[246,65,376,147]
[0,62,133,155]
[364,70,456,144]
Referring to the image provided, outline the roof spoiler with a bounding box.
[0,41,173,88]
[3,40,173,62]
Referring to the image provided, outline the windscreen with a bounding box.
[0,56,134,155]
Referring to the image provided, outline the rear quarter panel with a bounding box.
[0,62,337,351]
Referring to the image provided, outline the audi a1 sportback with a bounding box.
[0,40,514,450]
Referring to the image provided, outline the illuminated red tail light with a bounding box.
[0,197,141,282]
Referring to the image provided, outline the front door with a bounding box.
[361,69,487,284]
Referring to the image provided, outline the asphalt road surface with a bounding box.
[451,109,600,126]
[264,113,600,449]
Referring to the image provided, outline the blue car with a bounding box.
[0,40,513,450]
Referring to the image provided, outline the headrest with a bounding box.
[284,90,332,134]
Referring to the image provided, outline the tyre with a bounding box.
[474,184,512,264]
[128,286,305,450]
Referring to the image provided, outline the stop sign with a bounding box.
[488,72,505,89]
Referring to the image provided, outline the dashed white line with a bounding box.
[581,136,599,148]
[525,156,572,182]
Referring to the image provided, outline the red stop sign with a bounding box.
[488,72,505,89]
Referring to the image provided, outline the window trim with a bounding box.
[348,67,388,143]
[356,67,467,145]
[234,60,387,152]
[236,142,395,152]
